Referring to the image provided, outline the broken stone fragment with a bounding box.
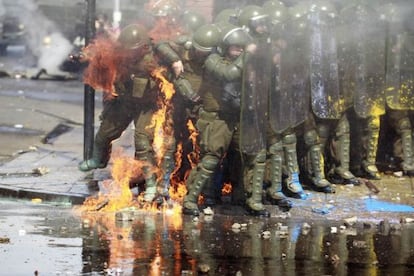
[203,206,214,215]
[344,216,358,227]
[262,230,271,239]
[198,263,210,273]
[401,217,414,223]
[232,223,241,229]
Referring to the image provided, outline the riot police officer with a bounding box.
[151,12,207,200]
[337,1,387,181]
[263,0,310,204]
[182,24,272,216]
[78,24,161,202]
[378,3,414,176]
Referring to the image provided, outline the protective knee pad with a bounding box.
[268,141,283,155]
[336,116,350,137]
[282,133,296,145]
[304,129,319,147]
[317,124,330,141]
[367,116,380,133]
[135,133,152,153]
[254,149,267,164]
[200,155,220,172]
[397,117,412,133]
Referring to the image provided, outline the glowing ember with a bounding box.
[222,182,232,195]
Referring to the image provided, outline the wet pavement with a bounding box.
[0,53,414,275]
[1,197,414,275]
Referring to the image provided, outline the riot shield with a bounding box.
[308,10,342,119]
[269,17,310,133]
[340,4,386,118]
[239,38,270,154]
[385,15,414,110]
[336,12,355,110]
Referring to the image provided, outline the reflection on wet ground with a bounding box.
[80,211,414,275]
[1,199,413,275]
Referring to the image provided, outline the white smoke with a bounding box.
[0,0,73,74]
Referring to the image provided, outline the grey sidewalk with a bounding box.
[0,117,137,204]
[0,121,137,205]
[0,125,91,204]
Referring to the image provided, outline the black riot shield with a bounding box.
[385,16,414,110]
[308,10,343,119]
[239,38,270,154]
[269,17,310,133]
[340,5,386,118]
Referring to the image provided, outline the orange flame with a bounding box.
[186,119,199,169]
[80,151,148,212]
[148,67,175,168]
[222,182,232,195]
[82,34,153,100]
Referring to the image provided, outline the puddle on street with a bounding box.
[0,198,414,275]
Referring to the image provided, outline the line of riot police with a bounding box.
[181,0,414,217]
[78,0,414,217]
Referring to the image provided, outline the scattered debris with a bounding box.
[32,166,49,176]
[198,263,210,273]
[359,178,380,194]
[232,223,241,230]
[203,206,214,215]
[262,230,271,239]
[344,216,358,227]
[41,123,74,144]
[95,199,109,211]
[312,204,334,215]
[393,171,403,177]
[31,198,42,204]
[0,237,10,243]
[401,217,414,223]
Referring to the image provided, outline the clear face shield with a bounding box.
[249,14,270,35]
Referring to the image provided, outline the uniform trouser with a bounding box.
[184,109,237,207]
[388,109,414,170]
[95,98,164,198]
[311,114,350,174]
[94,99,140,163]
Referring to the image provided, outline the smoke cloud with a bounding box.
[0,0,73,74]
